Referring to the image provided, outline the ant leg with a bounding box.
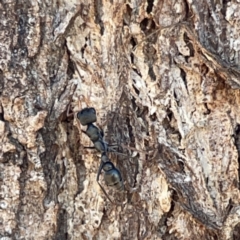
[98,181,115,204]
[107,143,118,147]
[84,146,96,149]
[108,150,127,156]
[106,143,127,156]
[66,83,77,118]
[78,95,84,109]
[96,161,115,204]
[81,130,87,135]
[66,98,81,132]
[75,115,82,133]
[107,144,119,152]
[121,143,146,154]
[78,93,91,108]
[66,101,82,134]
[66,103,74,117]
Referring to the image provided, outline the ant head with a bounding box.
[77,107,97,126]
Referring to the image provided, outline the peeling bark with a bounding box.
[1,0,240,239]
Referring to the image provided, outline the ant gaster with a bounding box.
[78,107,124,204]
[97,152,124,203]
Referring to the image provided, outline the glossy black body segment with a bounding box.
[93,140,108,152]
[103,162,124,191]
[77,107,96,126]
[86,123,103,142]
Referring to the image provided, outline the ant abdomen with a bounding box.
[103,162,124,191]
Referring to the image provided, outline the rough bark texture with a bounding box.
[1,0,240,239]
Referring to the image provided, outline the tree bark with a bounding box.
[1,0,240,239]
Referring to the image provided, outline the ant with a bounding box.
[76,106,124,204]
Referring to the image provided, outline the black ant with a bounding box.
[77,107,124,204]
